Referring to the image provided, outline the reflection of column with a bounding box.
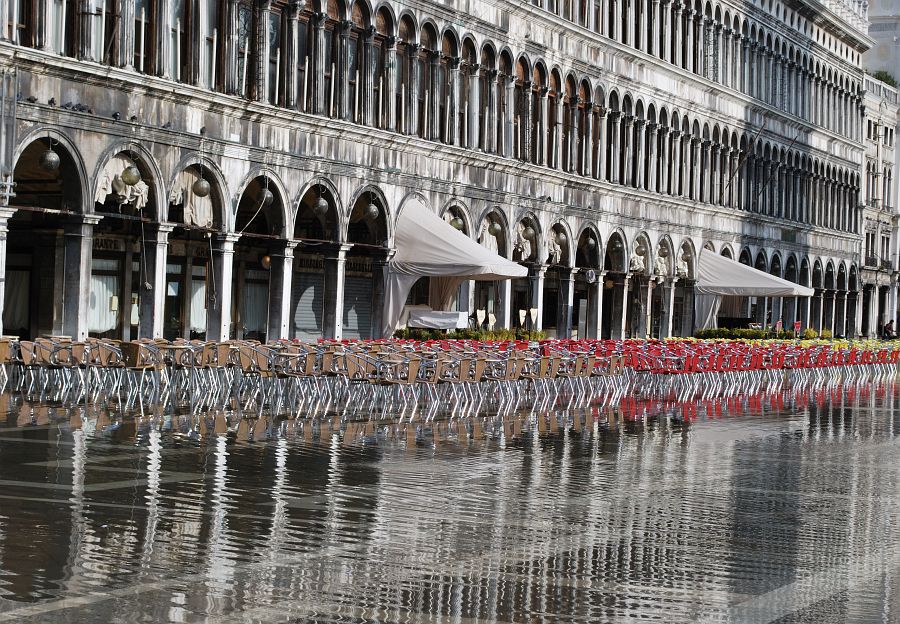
[323,244,350,340]
[140,222,174,339]
[208,233,239,341]
[0,207,15,336]
[63,215,101,340]
[530,265,546,331]
[266,241,295,342]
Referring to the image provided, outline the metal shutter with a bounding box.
[343,275,373,339]
[291,271,324,340]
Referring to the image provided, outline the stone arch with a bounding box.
[440,198,474,236]
[349,184,392,246]
[167,154,230,231]
[11,129,89,214]
[233,170,289,238]
[604,229,628,273]
[295,176,344,243]
[92,140,166,222]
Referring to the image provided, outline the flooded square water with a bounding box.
[0,380,898,623]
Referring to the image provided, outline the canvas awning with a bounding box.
[381,198,527,337]
[694,250,814,330]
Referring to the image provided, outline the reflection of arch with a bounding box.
[12,133,87,214]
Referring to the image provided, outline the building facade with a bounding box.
[0,0,886,341]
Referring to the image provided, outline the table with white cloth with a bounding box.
[406,310,468,330]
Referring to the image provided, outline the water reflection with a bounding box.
[0,378,898,622]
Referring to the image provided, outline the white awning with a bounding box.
[696,250,813,297]
[381,198,527,337]
[694,250,813,331]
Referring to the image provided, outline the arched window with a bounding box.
[418,24,437,139]
[347,1,369,122]
[396,15,415,134]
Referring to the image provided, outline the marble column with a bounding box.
[623,115,634,186]
[596,109,607,180]
[468,63,481,149]
[323,243,351,340]
[139,222,174,340]
[661,277,678,338]
[647,122,658,193]
[558,268,576,338]
[62,214,101,341]
[370,249,394,338]
[609,112,621,184]
[634,119,646,189]
[207,233,240,341]
[266,241,295,342]
[530,265,546,332]
[312,13,327,114]
[0,207,15,336]
[660,0,671,62]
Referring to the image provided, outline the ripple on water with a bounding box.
[0,381,898,623]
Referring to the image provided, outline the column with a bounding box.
[587,271,606,339]
[119,0,136,69]
[468,63,481,149]
[647,122,658,192]
[529,266,546,331]
[62,215,100,341]
[385,39,397,129]
[255,1,273,101]
[595,109,607,180]
[362,28,376,126]
[207,233,239,341]
[660,0,671,62]
[568,95,579,172]
[699,139,709,202]
[670,130,681,195]
[614,0,623,40]
[659,127,670,193]
[672,2,682,67]
[77,0,96,61]
[691,136,701,200]
[284,4,301,109]
[323,243,351,339]
[638,0,648,51]
[407,44,421,135]
[485,69,498,153]
[651,0,660,56]
[581,102,593,176]
[710,143,720,204]
[0,207,14,336]
[370,250,394,338]
[661,278,678,338]
[684,10,694,73]
[609,112,621,183]
[504,74,515,157]
[642,278,654,338]
[622,115,634,186]
[558,269,576,338]
[449,57,461,145]
[265,242,295,342]
[139,223,174,340]
[338,20,352,120]
[539,88,549,165]
[498,278,513,330]
[312,13,327,114]
[634,119,646,189]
